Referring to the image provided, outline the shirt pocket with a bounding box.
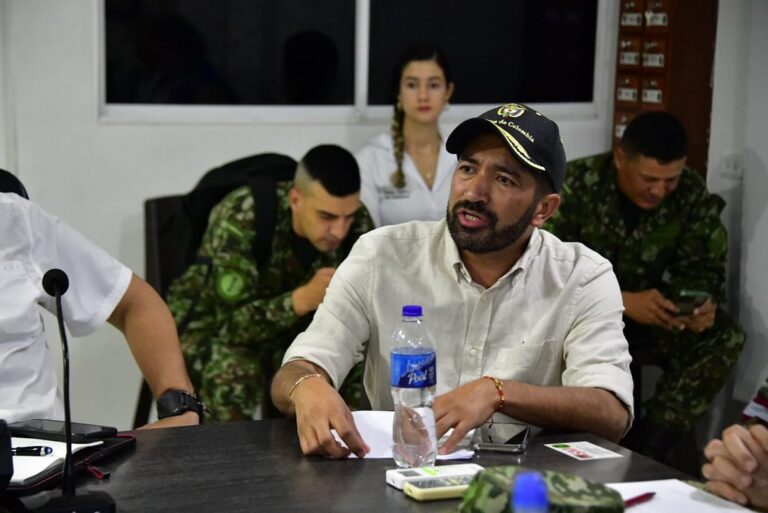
[0,261,42,340]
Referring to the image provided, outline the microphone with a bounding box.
[42,269,69,297]
[31,269,115,513]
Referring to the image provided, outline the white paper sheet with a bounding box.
[607,479,753,512]
[11,437,103,485]
[331,410,475,460]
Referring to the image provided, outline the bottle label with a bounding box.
[390,352,436,388]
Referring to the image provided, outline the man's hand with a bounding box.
[702,424,768,509]
[291,375,370,459]
[678,298,717,333]
[622,289,684,330]
[292,267,335,317]
[433,378,499,454]
[137,410,200,430]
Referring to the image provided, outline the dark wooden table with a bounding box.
[20,419,691,513]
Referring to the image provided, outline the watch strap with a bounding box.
[157,389,205,423]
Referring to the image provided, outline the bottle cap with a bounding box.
[511,471,548,511]
[402,305,422,317]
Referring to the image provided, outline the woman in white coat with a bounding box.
[356,44,454,227]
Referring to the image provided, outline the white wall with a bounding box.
[713,0,768,401]
[4,0,764,428]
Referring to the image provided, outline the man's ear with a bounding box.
[613,145,627,172]
[288,188,302,213]
[531,193,562,228]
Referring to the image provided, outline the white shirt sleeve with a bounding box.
[22,199,132,337]
[560,259,634,422]
[282,236,374,388]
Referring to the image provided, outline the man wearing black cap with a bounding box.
[272,104,633,459]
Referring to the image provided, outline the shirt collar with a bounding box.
[443,223,543,286]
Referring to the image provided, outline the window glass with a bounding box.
[368,0,598,105]
[105,0,355,105]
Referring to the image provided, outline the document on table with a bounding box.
[11,437,103,485]
[331,410,475,460]
[607,479,753,512]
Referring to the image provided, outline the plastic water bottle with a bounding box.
[510,471,549,513]
[391,305,437,468]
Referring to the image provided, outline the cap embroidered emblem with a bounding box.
[497,103,526,118]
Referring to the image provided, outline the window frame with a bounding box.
[97,0,617,126]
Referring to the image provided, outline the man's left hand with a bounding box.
[679,298,716,333]
[138,410,200,430]
[433,378,499,454]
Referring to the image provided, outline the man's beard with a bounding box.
[447,199,537,253]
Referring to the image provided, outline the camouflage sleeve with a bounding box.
[544,158,588,241]
[193,187,300,348]
[665,171,728,303]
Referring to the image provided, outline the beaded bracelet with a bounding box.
[483,375,505,411]
[288,373,323,406]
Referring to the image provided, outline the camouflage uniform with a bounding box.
[166,183,373,422]
[458,465,624,513]
[546,153,745,432]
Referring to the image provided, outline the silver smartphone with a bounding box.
[473,425,530,454]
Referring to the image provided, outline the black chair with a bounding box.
[133,195,187,428]
[0,169,29,199]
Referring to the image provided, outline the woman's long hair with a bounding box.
[390,44,452,189]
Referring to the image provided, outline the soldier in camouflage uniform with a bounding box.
[166,145,374,422]
[545,111,745,462]
[702,376,768,509]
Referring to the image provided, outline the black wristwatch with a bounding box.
[157,389,206,423]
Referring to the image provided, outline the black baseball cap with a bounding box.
[446,103,566,192]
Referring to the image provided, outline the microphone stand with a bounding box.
[28,269,115,513]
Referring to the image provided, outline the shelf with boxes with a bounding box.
[612,0,716,174]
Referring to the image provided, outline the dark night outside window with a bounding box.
[104,0,597,107]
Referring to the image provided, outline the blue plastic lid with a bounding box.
[511,472,548,510]
[402,305,422,317]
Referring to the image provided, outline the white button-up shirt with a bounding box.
[0,193,131,423]
[284,220,634,420]
[355,133,455,227]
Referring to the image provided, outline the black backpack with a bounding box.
[144,152,297,300]
[181,152,298,269]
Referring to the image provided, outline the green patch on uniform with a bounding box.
[708,225,727,256]
[216,270,247,301]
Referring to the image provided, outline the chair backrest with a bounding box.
[0,169,29,199]
[144,195,188,298]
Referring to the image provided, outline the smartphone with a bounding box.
[473,425,530,454]
[674,289,711,317]
[403,475,475,501]
[8,419,117,443]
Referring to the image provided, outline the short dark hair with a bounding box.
[621,111,688,164]
[300,144,360,197]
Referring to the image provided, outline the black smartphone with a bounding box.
[473,426,530,454]
[8,419,117,443]
[674,289,711,317]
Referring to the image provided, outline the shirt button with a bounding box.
[469,348,477,357]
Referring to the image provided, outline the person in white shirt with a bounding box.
[0,192,202,428]
[356,44,455,227]
[272,103,633,459]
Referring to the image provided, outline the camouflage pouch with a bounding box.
[458,466,624,513]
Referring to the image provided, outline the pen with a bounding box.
[11,446,53,456]
[624,491,655,508]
